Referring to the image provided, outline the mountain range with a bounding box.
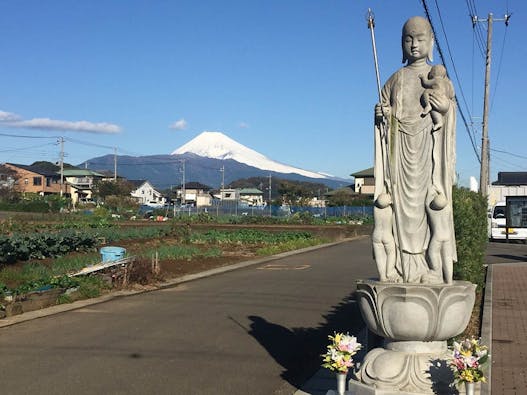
[82,131,351,190]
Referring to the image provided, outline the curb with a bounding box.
[480,264,493,395]
[0,236,366,329]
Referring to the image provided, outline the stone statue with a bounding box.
[345,16,475,395]
[373,16,457,284]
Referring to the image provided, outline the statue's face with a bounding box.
[402,17,433,63]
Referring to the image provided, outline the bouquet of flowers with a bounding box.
[450,337,489,383]
[321,332,362,373]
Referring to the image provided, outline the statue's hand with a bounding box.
[429,93,450,114]
[374,103,389,125]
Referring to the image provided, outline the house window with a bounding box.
[225,193,232,198]
[33,177,42,186]
[46,178,51,187]
[24,178,29,185]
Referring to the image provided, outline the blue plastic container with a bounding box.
[100,246,126,262]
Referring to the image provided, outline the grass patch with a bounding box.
[141,245,222,260]
[49,253,101,275]
[256,238,327,256]
[77,276,108,299]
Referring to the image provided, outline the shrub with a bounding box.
[453,186,488,288]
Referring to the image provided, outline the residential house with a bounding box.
[4,163,69,196]
[324,185,358,203]
[176,182,212,207]
[238,188,264,206]
[351,167,375,196]
[130,180,166,206]
[216,188,237,202]
[62,169,107,205]
[306,196,326,208]
[488,172,527,207]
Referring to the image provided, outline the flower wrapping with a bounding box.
[450,337,489,384]
[321,332,362,373]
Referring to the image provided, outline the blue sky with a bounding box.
[0,0,524,186]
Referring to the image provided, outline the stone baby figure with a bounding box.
[419,64,454,131]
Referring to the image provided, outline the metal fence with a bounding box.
[165,203,373,219]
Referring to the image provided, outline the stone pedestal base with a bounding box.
[347,280,477,395]
[351,342,454,394]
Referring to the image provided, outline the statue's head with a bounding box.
[401,16,434,64]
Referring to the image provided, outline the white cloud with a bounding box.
[0,111,22,122]
[238,121,249,129]
[0,110,122,134]
[169,118,188,131]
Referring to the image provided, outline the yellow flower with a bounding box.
[460,370,474,382]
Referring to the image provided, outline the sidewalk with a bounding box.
[296,261,527,395]
[489,262,527,395]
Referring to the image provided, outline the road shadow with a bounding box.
[491,254,527,262]
[246,291,365,389]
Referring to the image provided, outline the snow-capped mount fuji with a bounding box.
[83,131,350,189]
[171,131,327,179]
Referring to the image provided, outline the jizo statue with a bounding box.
[372,16,457,284]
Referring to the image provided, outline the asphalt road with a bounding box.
[485,240,527,265]
[0,236,377,395]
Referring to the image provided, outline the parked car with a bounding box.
[488,201,527,243]
[146,201,164,209]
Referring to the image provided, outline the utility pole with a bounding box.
[219,164,225,216]
[268,174,272,216]
[180,159,186,205]
[220,164,225,194]
[58,137,64,197]
[113,147,117,181]
[473,12,511,196]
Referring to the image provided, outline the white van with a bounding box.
[488,201,527,243]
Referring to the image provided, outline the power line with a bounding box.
[466,0,486,58]
[0,142,56,154]
[490,25,509,112]
[421,0,481,163]
[65,136,115,150]
[0,131,59,139]
[491,155,526,171]
[433,0,472,120]
[490,147,527,161]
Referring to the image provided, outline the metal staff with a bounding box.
[367,9,383,102]
[366,9,391,189]
[367,9,405,277]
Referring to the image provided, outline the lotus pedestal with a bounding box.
[347,280,476,395]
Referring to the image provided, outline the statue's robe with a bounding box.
[373,62,457,282]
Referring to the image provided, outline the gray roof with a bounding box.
[350,167,374,178]
[492,172,527,186]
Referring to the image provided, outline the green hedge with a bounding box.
[453,186,488,288]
